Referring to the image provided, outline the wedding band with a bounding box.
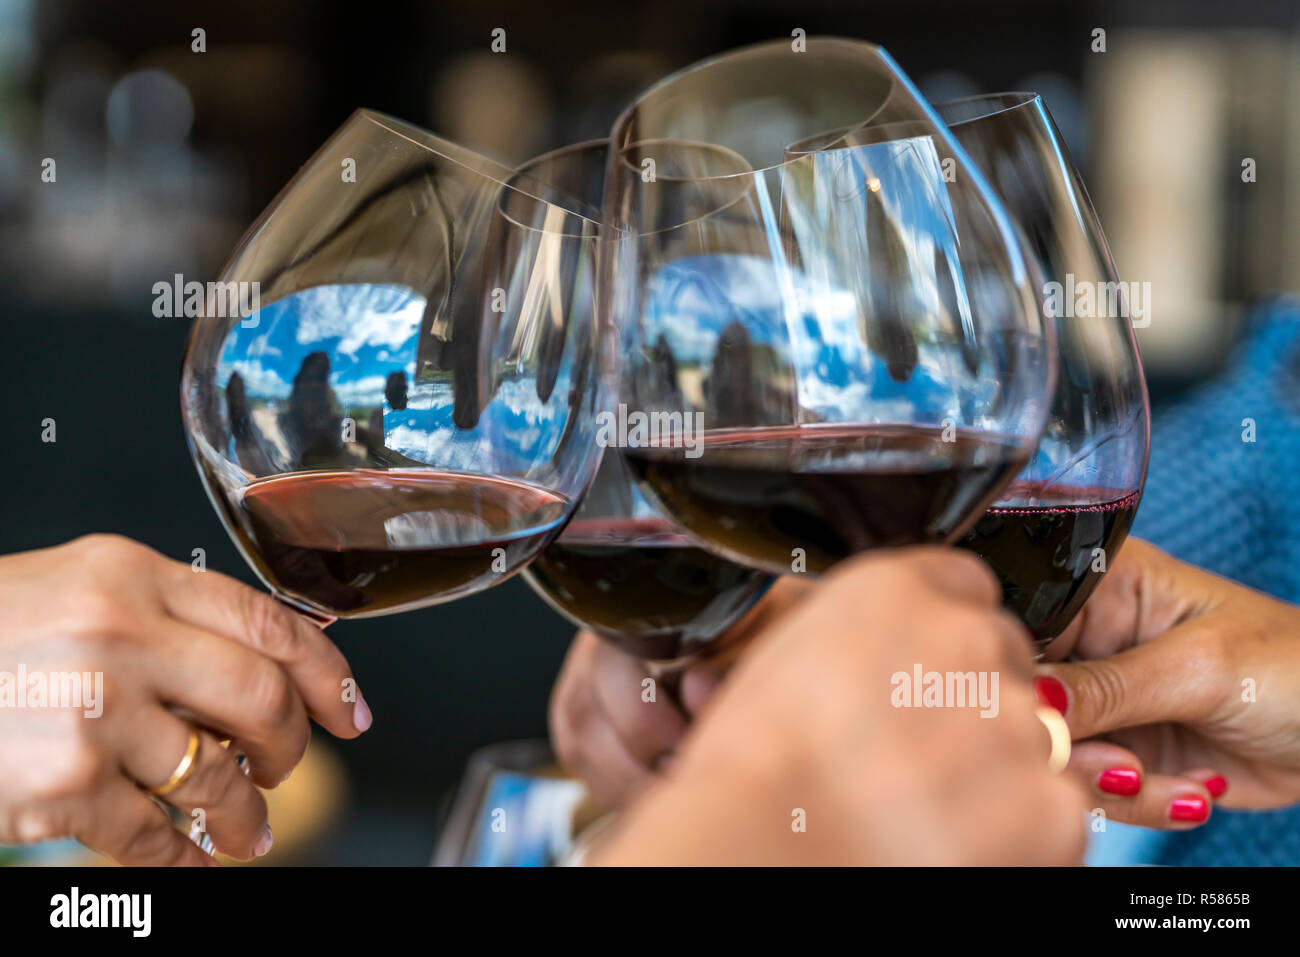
[1036,706,1071,773]
[149,729,201,796]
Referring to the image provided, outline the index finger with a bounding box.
[157,563,369,740]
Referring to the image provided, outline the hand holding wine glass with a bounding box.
[1040,538,1300,826]
[176,111,608,859]
[0,535,366,865]
[593,548,1086,865]
[548,576,813,808]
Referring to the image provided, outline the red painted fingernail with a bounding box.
[1169,796,1210,823]
[1034,675,1068,715]
[1098,767,1142,796]
[1203,774,1228,799]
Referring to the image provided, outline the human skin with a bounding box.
[556,537,1300,833]
[591,548,1087,866]
[1039,538,1300,827]
[0,535,370,865]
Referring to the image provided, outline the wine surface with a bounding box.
[958,485,1140,643]
[226,469,568,617]
[525,517,773,661]
[625,424,1027,575]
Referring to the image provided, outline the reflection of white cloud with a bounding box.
[493,376,567,425]
[249,333,281,358]
[645,310,719,362]
[223,359,290,398]
[332,374,389,404]
[380,373,577,474]
[642,254,1000,422]
[385,510,491,547]
[292,285,424,356]
[385,423,430,453]
[646,255,866,370]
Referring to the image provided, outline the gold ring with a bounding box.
[149,729,201,796]
[1036,706,1071,773]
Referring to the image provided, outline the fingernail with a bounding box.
[1203,774,1229,799]
[1034,675,1068,715]
[253,826,274,857]
[1169,796,1209,823]
[353,692,373,732]
[1098,767,1142,797]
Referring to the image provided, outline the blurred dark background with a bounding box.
[1,0,1296,863]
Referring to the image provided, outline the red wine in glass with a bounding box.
[957,484,1140,644]
[625,424,1030,576]
[932,92,1151,646]
[525,516,772,662]
[181,113,608,626]
[215,469,569,619]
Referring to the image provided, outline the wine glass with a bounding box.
[524,445,774,666]
[931,92,1150,649]
[605,39,1056,576]
[180,110,608,623]
[510,140,775,669]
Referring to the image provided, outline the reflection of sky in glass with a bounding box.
[387,374,574,475]
[217,283,422,401]
[215,283,577,478]
[642,253,972,422]
[633,135,1036,427]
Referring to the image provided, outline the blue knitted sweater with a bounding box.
[1110,302,1300,865]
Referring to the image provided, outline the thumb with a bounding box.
[1038,624,1227,739]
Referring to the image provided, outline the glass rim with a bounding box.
[502,137,760,238]
[782,92,1046,159]
[359,109,606,232]
[608,138,761,238]
[499,137,609,238]
[784,120,931,157]
[609,36,902,181]
[934,91,1042,126]
[611,136,753,183]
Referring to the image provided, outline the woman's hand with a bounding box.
[549,575,813,808]
[1041,538,1300,828]
[594,548,1086,865]
[0,535,370,865]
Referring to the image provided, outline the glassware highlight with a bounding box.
[504,139,775,667]
[934,92,1150,647]
[605,38,1056,577]
[180,110,607,621]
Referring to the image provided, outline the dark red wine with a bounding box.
[958,485,1140,644]
[625,424,1027,575]
[525,517,773,661]
[224,469,568,617]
